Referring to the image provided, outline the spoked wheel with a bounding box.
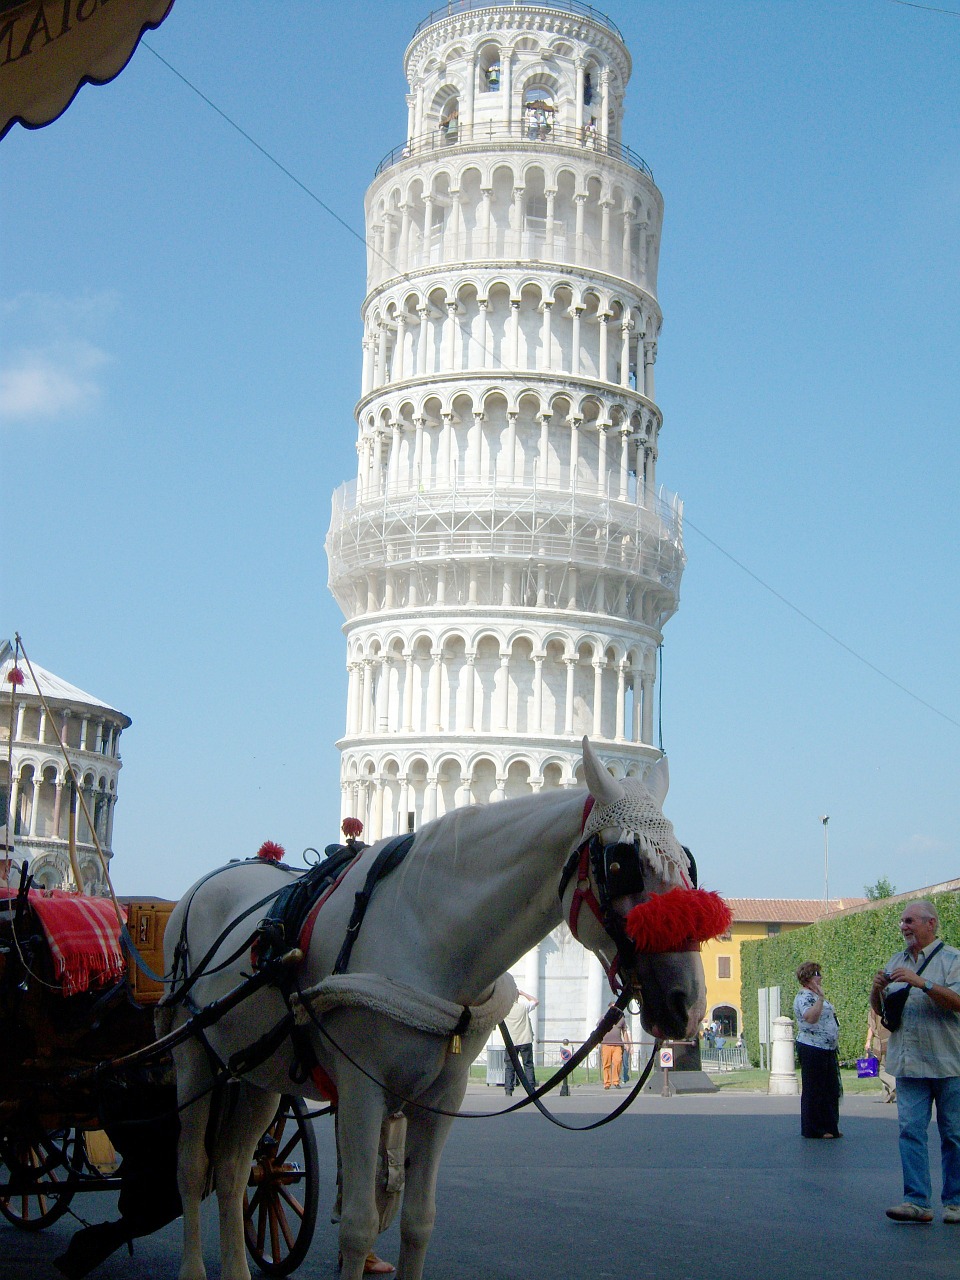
[0,1126,84,1230]
[244,1095,319,1276]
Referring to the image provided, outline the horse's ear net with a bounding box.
[624,888,732,953]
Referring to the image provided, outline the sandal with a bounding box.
[338,1253,396,1275]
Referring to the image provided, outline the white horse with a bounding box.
[161,738,716,1280]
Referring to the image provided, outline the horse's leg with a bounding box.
[337,1077,389,1280]
[214,1083,280,1280]
[395,1104,458,1280]
[173,1044,214,1280]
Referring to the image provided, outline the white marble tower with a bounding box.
[325,4,684,1044]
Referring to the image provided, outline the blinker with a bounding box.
[595,837,645,902]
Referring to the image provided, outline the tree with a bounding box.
[865,876,896,901]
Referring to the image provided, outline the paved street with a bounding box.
[2,1086,957,1280]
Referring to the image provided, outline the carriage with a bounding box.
[1,736,729,1280]
[0,884,320,1278]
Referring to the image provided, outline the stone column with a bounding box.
[361,336,373,396]
[545,188,556,259]
[584,954,605,1042]
[570,307,582,376]
[417,305,430,375]
[643,338,657,399]
[569,416,581,492]
[537,413,550,487]
[470,411,484,483]
[622,209,632,277]
[394,313,407,381]
[402,652,415,732]
[533,654,544,732]
[600,68,610,139]
[481,188,493,256]
[413,415,425,489]
[597,313,609,382]
[600,199,612,271]
[574,193,586,261]
[598,420,609,495]
[502,46,513,129]
[445,301,458,371]
[645,440,657,504]
[641,667,655,744]
[509,298,521,366]
[504,411,518,483]
[563,657,577,735]
[496,652,511,730]
[372,775,384,841]
[540,298,553,371]
[388,421,401,493]
[429,650,443,733]
[620,320,632,387]
[441,412,455,486]
[616,661,627,740]
[360,660,373,734]
[619,428,630,500]
[425,774,438,822]
[376,657,391,733]
[592,661,604,737]
[464,54,476,135]
[566,565,578,610]
[464,653,477,732]
[478,298,491,368]
[52,776,64,840]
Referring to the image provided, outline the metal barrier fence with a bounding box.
[699,1044,750,1073]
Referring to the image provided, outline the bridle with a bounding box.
[558,795,700,993]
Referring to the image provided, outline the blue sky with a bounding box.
[2,0,957,902]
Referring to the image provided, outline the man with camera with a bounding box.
[871,900,960,1224]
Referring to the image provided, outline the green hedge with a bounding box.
[741,892,960,1064]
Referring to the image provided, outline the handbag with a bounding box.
[881,941,943,1032]
[856,1056,879,1078]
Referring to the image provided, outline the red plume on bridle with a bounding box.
[256,841,285,863]
[341,818,363,839]
[625,887,732,953]
[6,667,25,686]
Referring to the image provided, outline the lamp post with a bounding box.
[820,815,830,906]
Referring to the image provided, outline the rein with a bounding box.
[295,976,658,1127]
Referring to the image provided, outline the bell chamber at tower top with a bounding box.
[364,0,661,294]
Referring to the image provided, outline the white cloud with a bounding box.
[0,341,109,420]
[0,291,117,425]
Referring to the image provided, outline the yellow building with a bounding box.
[702,898,866,1037]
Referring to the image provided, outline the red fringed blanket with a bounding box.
[0,888,127,995]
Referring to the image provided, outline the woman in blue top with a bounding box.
[793,961,842,1139]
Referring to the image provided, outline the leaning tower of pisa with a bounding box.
[326,1,684,858]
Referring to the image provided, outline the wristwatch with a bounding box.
[923,979,934,993]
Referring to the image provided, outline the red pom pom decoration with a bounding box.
[625,888,732,954]
[256,840,285,863]
[341,818,363,838]
[6,667,25,686]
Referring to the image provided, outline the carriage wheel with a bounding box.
[0,1126,84,1231]
[244,1095,319,1276]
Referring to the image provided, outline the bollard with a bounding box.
[768,1015,799,1095]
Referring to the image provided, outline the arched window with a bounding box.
[479,44,500,91]
[439,95,459,143]
[523,87,555,141]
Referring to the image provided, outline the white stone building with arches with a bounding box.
[325,1,685,1056]
[0,640,130,894]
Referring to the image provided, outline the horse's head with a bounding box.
[561,737,729,1041]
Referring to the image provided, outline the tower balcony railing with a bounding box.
[374,119,653,180]
[326,478,684,584]
[411,0,624,43]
